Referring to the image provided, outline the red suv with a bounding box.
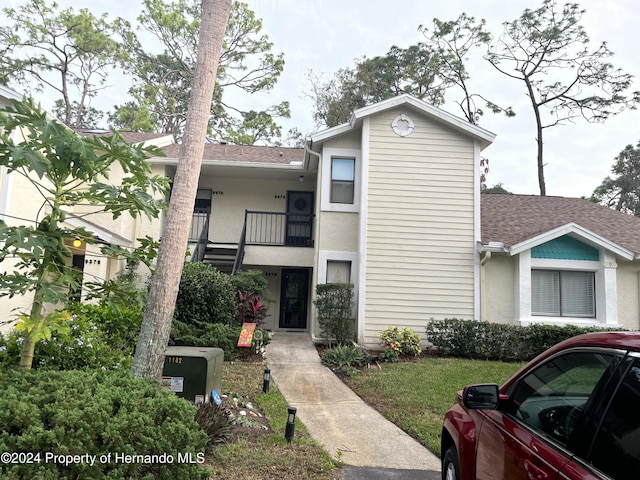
[441,331,640,480]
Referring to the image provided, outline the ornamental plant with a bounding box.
[237,291,268,326]
[378,326,422,360]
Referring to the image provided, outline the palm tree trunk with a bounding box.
[131,0,233,379]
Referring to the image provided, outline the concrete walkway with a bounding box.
[266,332,441,479]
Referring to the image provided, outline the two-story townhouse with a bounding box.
[154,95,496,347]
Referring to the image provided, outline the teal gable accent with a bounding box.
[531,235,599,260]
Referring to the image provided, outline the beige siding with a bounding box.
[363,108,476,345]
[323,131,361,150]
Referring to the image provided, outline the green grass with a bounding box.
[208,362,340,480]
[210,357,524,477]
[342,357,525,456]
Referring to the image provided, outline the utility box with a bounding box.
[161,346,224,403]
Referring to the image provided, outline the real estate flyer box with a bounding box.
[162,346,223,403]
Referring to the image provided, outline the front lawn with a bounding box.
[341,357,524,455]
[209,362,341,479]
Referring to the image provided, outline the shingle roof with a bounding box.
[160,143,304,164]
[481,194,640,255]
[74,129,171,144]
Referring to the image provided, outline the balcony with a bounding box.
[245,210,314,247]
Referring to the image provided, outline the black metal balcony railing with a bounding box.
[190,209,210,263]
[189,208,210,242]
[245,210,314,247]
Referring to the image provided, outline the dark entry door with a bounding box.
[279,269,309,329]
[286,191,313,246]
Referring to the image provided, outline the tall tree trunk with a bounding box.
[131,0,232,379]
[525,77,546,196]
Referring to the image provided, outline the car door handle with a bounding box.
[524,460,549,480]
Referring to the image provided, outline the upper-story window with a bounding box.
[330,158,355,204]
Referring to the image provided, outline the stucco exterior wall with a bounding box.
[363,108,476,346]
[481,254,516,324]
[617,261,640,330]
[317,211,358,252]
[198,175,315,244]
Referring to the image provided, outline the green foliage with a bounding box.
[170,321,270,361]
[321,343,371,375]
[114,0,288,143]
[0,305,138,371]
[486,0,639,195]
[231,269,270,302]
[83,261,150,312]
[308,43,445,128]
[590,140,640,216]
[0,98,167,369]
[174,263,237,326]
[378,326,422,358]
[67,302,142,353]
[194,402,233,448]
[314,283,354,346]
[0,369,210,479]
[420,13,513,124]
[425,318,626,362]
[0,0,124,128]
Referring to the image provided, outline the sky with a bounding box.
[4,0,640,198]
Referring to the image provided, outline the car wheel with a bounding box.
[442,446,460,480]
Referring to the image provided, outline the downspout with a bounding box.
[304,142,321,340]
[480,250,491,322]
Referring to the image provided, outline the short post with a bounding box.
[262,368,271,394]
[285,406,297,443]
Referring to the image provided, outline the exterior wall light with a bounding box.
[285,406,297,443]
[262,368,270,394]
[299,175,304,182]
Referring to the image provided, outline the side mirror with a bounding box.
[463,383,499,410]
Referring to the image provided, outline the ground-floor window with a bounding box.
[531,270,595,318]
[326,260,351,283]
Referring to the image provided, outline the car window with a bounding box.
[507,351,617,448]
[589,358,640,479]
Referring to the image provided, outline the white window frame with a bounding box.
[321,147,361,213]
[531,269,596,318]
[516,250,618,326]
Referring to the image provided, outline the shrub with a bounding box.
[0,308,135,371]
[314,283,354,346]
[321,343,370,374]
[174,263,237,326]
[230,269,270,302]
[170,321,270,361]
[378,326,422,359]
[0,370,210,479]
[66,302,142,353]
[425,318,626,362]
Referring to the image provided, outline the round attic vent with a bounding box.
[391,113,414,137]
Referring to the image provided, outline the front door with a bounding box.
[286,191,313,246]
[279,269,309,329]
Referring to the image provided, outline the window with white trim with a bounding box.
[330,158,355,204]
[326,260,351,283]
[531,270,595,318]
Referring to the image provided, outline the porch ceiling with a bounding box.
[164,162,316,181]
